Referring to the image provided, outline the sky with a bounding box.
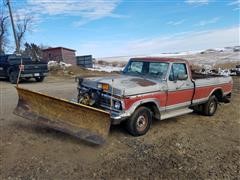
[2,0,240,57]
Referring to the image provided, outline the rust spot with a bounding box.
[130,78,156,87]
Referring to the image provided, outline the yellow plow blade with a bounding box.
[13,87,111,145]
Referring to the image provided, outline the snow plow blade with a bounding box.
[13,87,111,145]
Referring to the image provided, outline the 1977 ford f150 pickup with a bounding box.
[77,57,232,136]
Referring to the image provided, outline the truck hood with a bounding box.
[81,75,166,96]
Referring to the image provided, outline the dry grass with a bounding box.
[213,62,240,69]
[97,60,126,67]
[48,65,116,78]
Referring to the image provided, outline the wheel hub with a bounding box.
[136,115,147,131]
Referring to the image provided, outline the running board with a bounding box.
[161,108,193,120]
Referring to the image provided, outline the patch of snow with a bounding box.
[150,50,203,57]
[48,61,72,68]
[91,46,239,71]
[96,50,203,62]
[59,61,72,68]
[48,61,58,67]
[87,64,123,72]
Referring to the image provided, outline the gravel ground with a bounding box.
[0,76,239,179]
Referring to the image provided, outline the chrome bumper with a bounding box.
[110,111,130,124]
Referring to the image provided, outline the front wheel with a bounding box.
[35,76,45,82]
[126,107,152,136]
[203,95,218,116]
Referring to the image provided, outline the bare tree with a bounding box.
[0,11,8,54]
[15,14,32,51]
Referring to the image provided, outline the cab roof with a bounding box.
[130,57,188,63]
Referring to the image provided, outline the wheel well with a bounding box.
[211,89,223,102]
[139,102,160,120]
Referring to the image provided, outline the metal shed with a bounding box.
[76,55,93,68]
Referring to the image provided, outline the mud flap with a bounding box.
[13,87,111,145]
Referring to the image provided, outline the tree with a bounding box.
[0,11,8,54]
[15,14,33,51]
[22,42,43,61]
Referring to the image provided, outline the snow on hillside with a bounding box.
[95,49,209,63]
[94,46,240,72]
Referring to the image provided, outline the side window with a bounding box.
[169,63,188,81]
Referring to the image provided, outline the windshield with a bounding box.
[123,61,169,79]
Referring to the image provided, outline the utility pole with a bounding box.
[6,0,19,54]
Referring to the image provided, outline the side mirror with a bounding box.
[177,74,188,81]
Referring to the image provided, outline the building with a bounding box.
[76,55,93,68]
[42,47,76,65]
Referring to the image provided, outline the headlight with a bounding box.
[114,101,121,110]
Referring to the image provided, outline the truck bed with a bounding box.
[192,72,223,79]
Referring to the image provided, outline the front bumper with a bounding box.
[110,111,130,124]
[77,84,130,124]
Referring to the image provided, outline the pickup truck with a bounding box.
[77,57,233,136]
[0,54,48,84]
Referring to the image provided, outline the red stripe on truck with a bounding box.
[124,92,166,110]
[123,82,232,111]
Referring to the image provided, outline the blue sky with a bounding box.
[4,0,240,57]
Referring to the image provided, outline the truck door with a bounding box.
[166,63,194,111]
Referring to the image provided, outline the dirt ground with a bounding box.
[0,75,239,179]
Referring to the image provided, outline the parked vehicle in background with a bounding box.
[219,69,231,76]
[231,65,240,76]
[0,54,48,84]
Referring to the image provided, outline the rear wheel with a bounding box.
[9,71,18,84]
[126,107,152,136]
[203,95,218,116]
[35,76,45,82]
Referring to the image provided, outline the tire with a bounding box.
[126,106,152,136]
[203,95,218,116]
[35,76,45,82]
[9,71,18,84]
